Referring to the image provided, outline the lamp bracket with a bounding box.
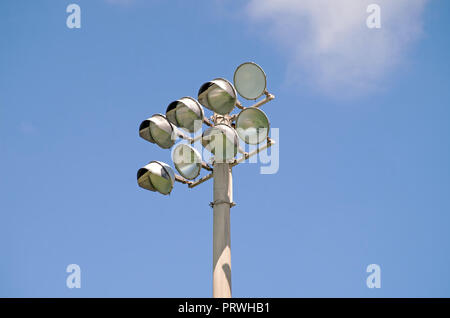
[209,200,236,208]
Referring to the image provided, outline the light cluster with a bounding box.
[137,62,275,195]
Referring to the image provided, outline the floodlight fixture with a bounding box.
[172,144,202,180]
[137,161,175,195]
[235,107,270,145]
[233,62,267,100]
[198,78,237,115]
[202,124,239,161]
[166,97,205,133]
[139,114,190,149]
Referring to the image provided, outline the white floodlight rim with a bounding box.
[172,144,202,180]
[197,78,237,115]
[235,107,270,145]
[139,113,176,149]
[166,96,205,133]
[233,61,267,101]
[201,123,239,160]
[137,160,175,195]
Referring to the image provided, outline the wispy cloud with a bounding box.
[245,0,429,97]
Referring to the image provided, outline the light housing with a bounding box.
[139,114,176,149]
[233,62,267,100]
[137,161,175,195]
[166,97,204,133]
[202,124,238,161]
[198,78,237,115]
[172,144,202,180]
[235,108,270,145]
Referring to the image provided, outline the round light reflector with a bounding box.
[202,124,238,161]
[235,108,270,145]
[233,62,267,100]
[198,78,237,115]
[137,161,175,195]
[166,97,204,133]
[172,144,202,180]
[139,114,176,149]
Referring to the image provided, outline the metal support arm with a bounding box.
[234,90,275,112]
[188,172,214,188]
[175,174,193,185]
[232,138,275,167]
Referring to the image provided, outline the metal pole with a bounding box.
[212,162,232,298]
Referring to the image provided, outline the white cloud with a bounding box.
[245,0,428,97]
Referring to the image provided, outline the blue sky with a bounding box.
[1,0,450,297]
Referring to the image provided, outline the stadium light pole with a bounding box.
[211,115,234,298]
[137,62,275,298]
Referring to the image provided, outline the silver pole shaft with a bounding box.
[212,162,232,298]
